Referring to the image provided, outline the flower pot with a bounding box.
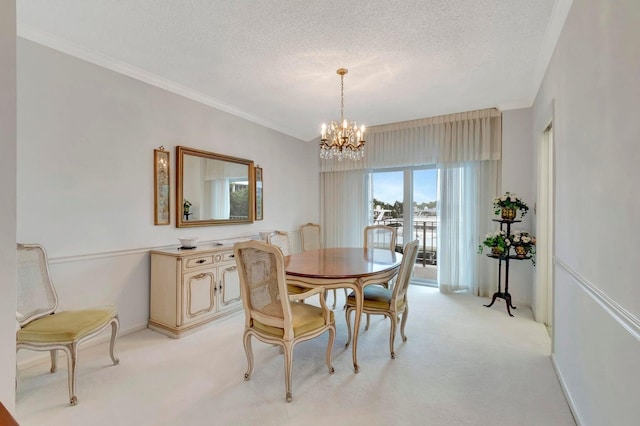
[491,247,503,256]
[514,246,527,257]
[501,207,516,220]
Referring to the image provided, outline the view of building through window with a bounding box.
[371,169,438,284]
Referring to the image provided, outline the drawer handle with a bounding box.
[229,254,235,258]
[196,259,206,264]
[193,273,206,279]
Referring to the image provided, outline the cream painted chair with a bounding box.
[16,243,120,406]
[345,239,419,359]
[267,230,308,298]
[300,223,321,252]
[363,224,398,326]
[267,230,292,256]
[364,224,397,251]
[300,223,344,309]
[234,240,335,402]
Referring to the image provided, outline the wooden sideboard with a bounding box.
[149,244,242,338]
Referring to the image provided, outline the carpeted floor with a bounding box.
[15,286,575,426]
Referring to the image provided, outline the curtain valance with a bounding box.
[319,108,501,172]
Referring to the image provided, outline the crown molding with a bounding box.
[530,0,574,99]
[496,99,533,112]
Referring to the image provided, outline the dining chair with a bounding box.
[300,223,321,251]
[234,240,336,402]
[364,224,397,251]
[345,239,419,359]
[362,224,398,323]
[16,243,120,406]
[300,223,344,309]
[267,230,308,298]
[267,230,292,256]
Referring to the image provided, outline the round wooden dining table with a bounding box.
[284,247,402,373]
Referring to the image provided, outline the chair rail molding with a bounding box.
[555,257,640,341]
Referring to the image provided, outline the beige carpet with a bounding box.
[15,286,575,426]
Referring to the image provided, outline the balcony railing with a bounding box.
[377,217,438,266]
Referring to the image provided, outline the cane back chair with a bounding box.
[16,243,120,405]
[234,240,335,402]
[300,223,344,309]
[267,230,310,298]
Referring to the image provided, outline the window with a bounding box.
[370,167,438,285]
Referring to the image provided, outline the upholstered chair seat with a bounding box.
[17,308,118,343]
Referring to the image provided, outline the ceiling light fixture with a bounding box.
[320,68,365,161]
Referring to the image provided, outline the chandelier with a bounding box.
[320,68,366,161]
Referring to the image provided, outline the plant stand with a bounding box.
[483,218,529,317]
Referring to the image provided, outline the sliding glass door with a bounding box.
[370,167,438,285]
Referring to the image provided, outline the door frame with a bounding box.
[535,122,554,328]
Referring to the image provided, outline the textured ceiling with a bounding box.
[17,1,570,141]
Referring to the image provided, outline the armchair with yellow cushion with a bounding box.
[234,240,335,402]
[16,243,120,406]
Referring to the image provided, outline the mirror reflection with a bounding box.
[176,146,255,227]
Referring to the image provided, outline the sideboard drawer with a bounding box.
[184,255,214,270]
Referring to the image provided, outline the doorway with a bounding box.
[370,167,438,285]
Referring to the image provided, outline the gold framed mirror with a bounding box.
[176,146,255,227]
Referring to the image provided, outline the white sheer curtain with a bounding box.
[318,108,501,292]
[438,161,498,295]
[320,170,368,248]
[205,179,230,219]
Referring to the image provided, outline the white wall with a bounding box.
[15,39,319,363]
[532,0,640,423]
[0,0,17,413]
[501,108,535,307]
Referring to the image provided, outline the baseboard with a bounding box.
[551,353,583,426]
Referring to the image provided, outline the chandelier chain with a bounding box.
[340,73,344,123]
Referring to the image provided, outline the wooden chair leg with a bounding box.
[64,344,78,405]
[109,318,120,365]
[400,304,409,342]
[243,333,254,381]
[283,343,294,402]
[50,349,58,373]
[389,315,398,359]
